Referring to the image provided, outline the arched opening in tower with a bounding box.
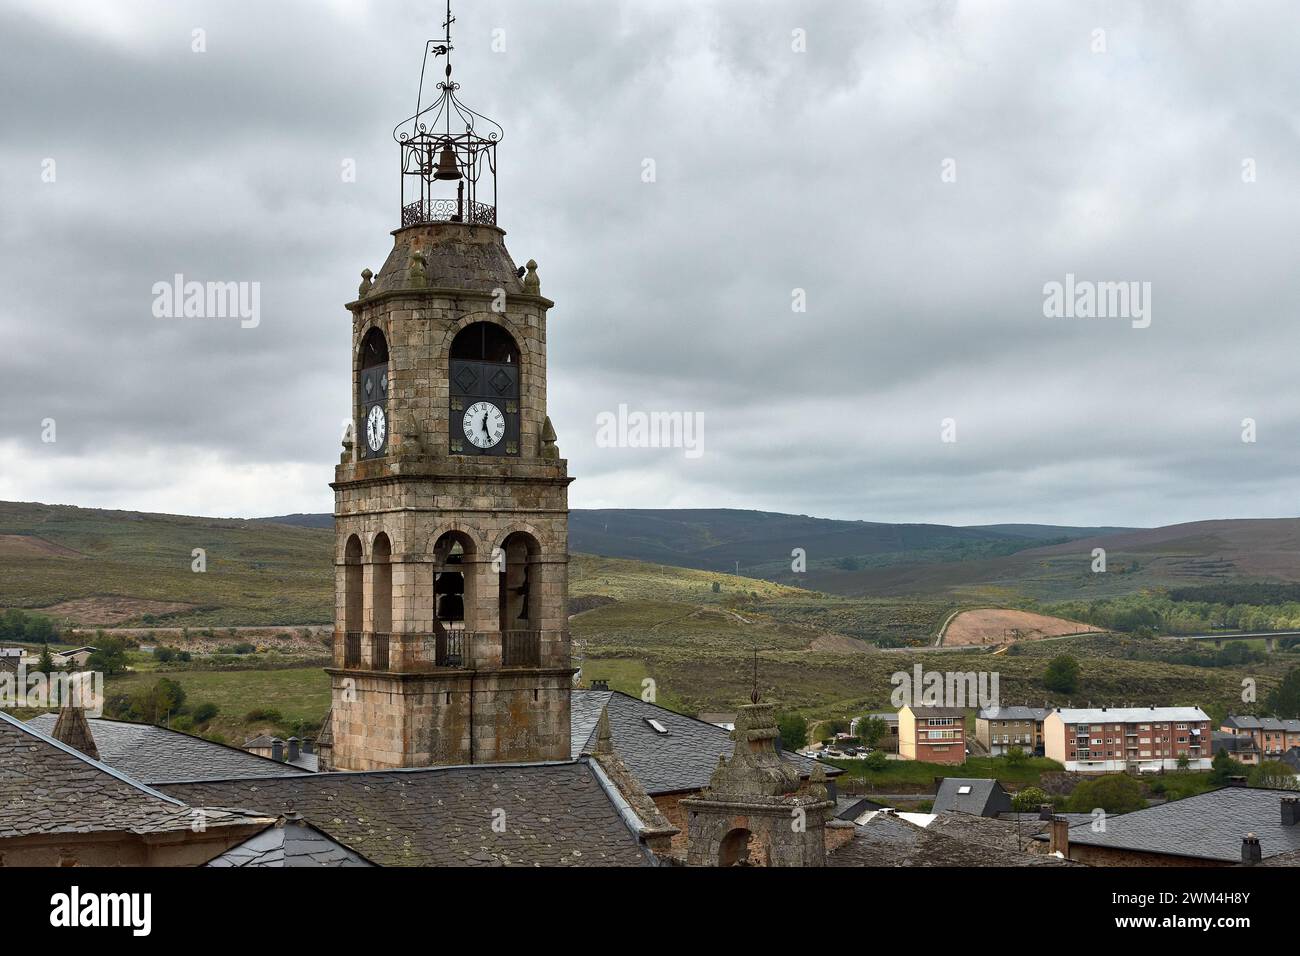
[498,531,540,633]
[358,327,389,459]
[343,535,364,633]
[432,531,475,631]
[372,533,393,633]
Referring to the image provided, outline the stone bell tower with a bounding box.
[325,9,573,771]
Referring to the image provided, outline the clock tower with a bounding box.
[326,9,573,770]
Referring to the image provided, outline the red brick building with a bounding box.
[1043,706,1210,772]
[898,706,966,764]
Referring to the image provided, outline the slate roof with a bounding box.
[835,796,890,822]
[206,817,373,867]
[1223,715,1300,732]
[1055,706,1209,723]
[977,706,1049,721]
[1279,748,1300,773]
[0,711,267,840]
[828,811,1071,867]
[570,690,838,795]
[27,714,313,784]
[932,778,1012,817]
[904,706,967,718]
[1065,786,1300,862]
[162,760,653,867]
[1212,731,1258,755]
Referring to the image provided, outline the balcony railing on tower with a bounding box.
[338,629,564,671]
[372,632,390,671]
[344,631,362,668]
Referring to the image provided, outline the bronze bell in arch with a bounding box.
[432,143,462,181]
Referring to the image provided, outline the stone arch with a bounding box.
[497,530,542,631]
[718,827,755,867]
[432,528,478,634]
[356,326,390,459]
[343,534,364,635]
[371,532,392,634]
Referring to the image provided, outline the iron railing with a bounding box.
[501,629,541,667]
[401,198,496,227]
[372,632,390,671]
[435,630,466,667]
[344,631,362,668]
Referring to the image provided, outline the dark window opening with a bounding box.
[450,322,518,364]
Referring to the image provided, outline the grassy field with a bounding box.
[5,500,1298,734]
[103,666,332,744]
[827,754,1065,791]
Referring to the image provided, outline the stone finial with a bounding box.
[397,409,425,457]
[522,258,541,295]
[541,415,560,460]
[52,702,99,761]
[802,761,829,801]
[409,249,428,288]
[593,706,614,756]
[340,423,354,464]
[357,268,373,299]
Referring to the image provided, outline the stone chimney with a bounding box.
[1038,803,1055,822]
[1226,775,1248,788]
[287,737,300,762]
[1242,833,1262,865]
[271,738,284,762]
[590,679,609,691]
[1049,815,1070,857]
[1282,797,1300,827]
[302,738,314,754]
[52,702,99,761]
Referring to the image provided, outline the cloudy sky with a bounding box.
[2,0,1299,528]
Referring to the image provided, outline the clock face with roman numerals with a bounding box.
[366,404,387,452]
[462,401,506,449]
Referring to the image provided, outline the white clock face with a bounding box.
[366,405,387,452]
[463,401,505,449]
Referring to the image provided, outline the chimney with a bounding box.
[302,738,314,754]
[1242,833,1262,865]
[1283,797,1300,827]
[1038,803,1054,821]
[1227,775,1248,788]
[271,738,284,762]
[287,737,300,762]
[1049,815,1070,857]
[590,679,609,691]
[52,702,99,762]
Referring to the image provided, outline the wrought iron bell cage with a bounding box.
[394,51,502,228]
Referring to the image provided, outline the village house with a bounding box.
[1220,715,1300,758]
[1043,706,1211,772]
[898,706,967,764]
[1042,785,1300,866]
[851,711,900,752]
[975,705,1049,756]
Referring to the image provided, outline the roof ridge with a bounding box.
[160,757,584,786]
[28,712,317,776]
[0,709,184,806]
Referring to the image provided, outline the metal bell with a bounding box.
[432,143,462,180]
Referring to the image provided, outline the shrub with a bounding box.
[191,702,220,724]
[1011,786,1049,812]
[245,707,283,723]
[777,712,809,750]
[1067,774,1145,814]
[1043,654,1081,694]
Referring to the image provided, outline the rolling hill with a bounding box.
[2,500,1297,724]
